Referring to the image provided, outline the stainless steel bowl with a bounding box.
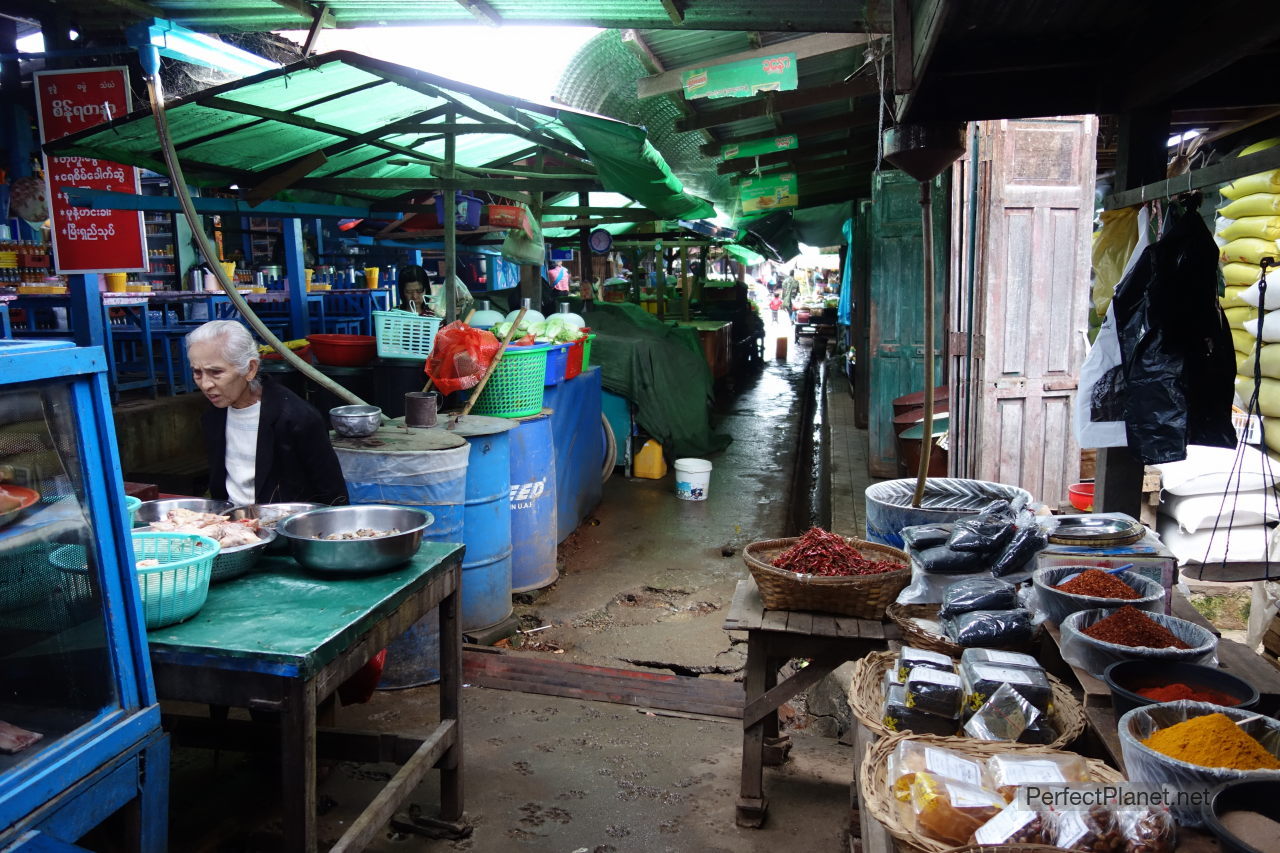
[135,498,236,526]
[330,405,382,437]
[278,505,432,575]
[210,528,277,583]
[228,503,322,553]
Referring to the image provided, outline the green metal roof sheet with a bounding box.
[45,51,712,221]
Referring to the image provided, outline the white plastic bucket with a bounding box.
[674,458,713,501]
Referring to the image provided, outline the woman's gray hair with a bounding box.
[186,320,261,390]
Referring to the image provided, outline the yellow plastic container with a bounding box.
[633,439,668,479]
[105,272,128,292]
[304,268,314,286]
[364,267,380,289]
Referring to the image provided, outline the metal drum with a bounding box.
[438,416,516,631]
[864,477,1033,549]
[508,412,558,592]
[333,426,469,689]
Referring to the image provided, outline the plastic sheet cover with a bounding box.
[1059,608,1217,678]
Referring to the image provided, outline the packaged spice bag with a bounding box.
[896,646,956,681]
[901,523,953,550]
[905,667,965,717]
[984,752,1091,801]
[961,659,1052,713]
[1053,805,1125,853]
[1119,807,1176,853]
[960,647,1040,671]
[882,684,960,736]
[945,608,1034,648]
[963,682,1040,741]
[940,577,1018,617]
[907,772,1006,846]
[972,806,1054,845]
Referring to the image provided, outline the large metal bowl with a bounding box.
[210,528,277,583]
[227,503,322,553]
[278,505,433,575]
[135,498,236,526]
[330,405,382,437]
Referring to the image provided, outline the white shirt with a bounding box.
[225,401,261,506]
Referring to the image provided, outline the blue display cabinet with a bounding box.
[0,339,167,851]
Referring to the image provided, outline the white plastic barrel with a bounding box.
[673,458,712,501]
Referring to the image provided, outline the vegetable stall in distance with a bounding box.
[772,527,903,576]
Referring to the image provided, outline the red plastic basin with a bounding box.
[1068,482,1094,512]
[306,334,376,367]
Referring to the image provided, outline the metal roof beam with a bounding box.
[455,0,502,26]
[660,0,685,26]
[718,135,868,174]
[300,3,329,55]
[675,79,877,132]
[700,113,876,155]
[267,0,335,27]
[302,177,598,193]
[638,33,877,99]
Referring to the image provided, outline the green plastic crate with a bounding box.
[471,344,549,418]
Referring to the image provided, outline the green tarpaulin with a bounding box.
[580,303,731,459]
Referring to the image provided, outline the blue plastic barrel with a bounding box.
[509,413,558,591]
[335,428,469,689]
[445,415,516,631]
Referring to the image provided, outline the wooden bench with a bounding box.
[723,577,899,828]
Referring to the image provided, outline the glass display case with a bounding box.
[0,338,166,851]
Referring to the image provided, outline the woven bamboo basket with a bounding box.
[859,732,1125,853]
[885,603,1039,657]
[743,537,910,619]
[847,651,1085,750]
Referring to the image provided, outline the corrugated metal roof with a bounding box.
[45,51,713,220]
[63,0,881,34]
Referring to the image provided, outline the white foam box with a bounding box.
[1034,513,1176,614]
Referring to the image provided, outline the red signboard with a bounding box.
[35,67,147,274]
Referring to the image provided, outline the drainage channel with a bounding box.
[787,335,832,536]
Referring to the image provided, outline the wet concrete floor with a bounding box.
[165,327,863,852]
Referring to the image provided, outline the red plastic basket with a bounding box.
[306,334,376,367]
[563,328,591,380]
[261,344,312,363]
[486,204,528,231]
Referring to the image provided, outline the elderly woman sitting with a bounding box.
[186,320,347,506]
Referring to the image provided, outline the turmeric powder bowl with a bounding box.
[1118,700,1280,826]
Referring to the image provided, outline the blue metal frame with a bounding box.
[0,342,164,849]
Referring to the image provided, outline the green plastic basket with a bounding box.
[125,495,142,526]
[130,532,219,629]
[582,333,596,371]
[373,310,442,360]
[471,344,550,418]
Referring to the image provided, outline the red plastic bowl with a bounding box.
[306,334,376,367]
[1068,482,1094,512]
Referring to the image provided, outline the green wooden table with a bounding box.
[148,542,465,853]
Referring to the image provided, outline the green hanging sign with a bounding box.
[739,173,798,213]
[721,135,799,161]
[682,53,798,101]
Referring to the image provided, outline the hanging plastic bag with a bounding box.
[429,275,475,319]
[424,321,500,394]
[1076,208,1152,449]
[1092,206,1141,318]
[500,213,544,265]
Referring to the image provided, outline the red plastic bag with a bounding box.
[425,321,500,394]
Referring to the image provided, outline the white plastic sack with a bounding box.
[1243,309,1280,342]
[1075,208,1151,449]
[1156,515,1270,565]
[1154,443,1278,495]
[1247,580,1280,650]
[1240,266,1280,308]
[1119,701,1280,826]
[1160,489,1280,532]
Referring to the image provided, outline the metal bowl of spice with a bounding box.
[1032,565,1164,625]
[1103,659,1259,718]
[1204,780,1280,853]
[1118,702,1280,825]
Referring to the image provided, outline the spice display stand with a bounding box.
[722,576,899,828]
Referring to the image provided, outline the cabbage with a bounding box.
[492,321,513,338]
[526,320,546,337]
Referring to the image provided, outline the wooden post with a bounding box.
[577,190,593,299]
[443,111,457,323]
[1096,106,1169,516]
[681,243,691,321]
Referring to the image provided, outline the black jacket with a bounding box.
[201,376,349,506]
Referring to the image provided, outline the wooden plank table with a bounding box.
[723,576,899,828]
[147,542,465,853]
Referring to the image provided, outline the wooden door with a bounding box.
[868,169,949,478]
[948,117,1096,505]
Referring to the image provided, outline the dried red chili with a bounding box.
[1081,605,1189,649]
[771,527,903,577]
[1136,683,1239,704]
[1055,569,1140,600]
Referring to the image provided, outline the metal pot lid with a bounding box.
[1048,515,1145,546]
